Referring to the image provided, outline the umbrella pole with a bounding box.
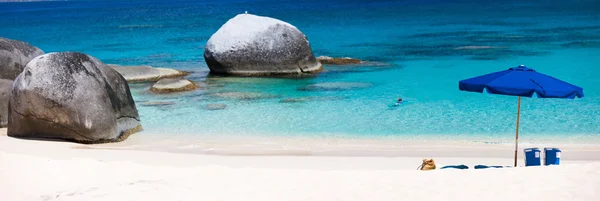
[514,96,521,167]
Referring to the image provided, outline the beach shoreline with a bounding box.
[2,128,600,201]
[3,128,600,160]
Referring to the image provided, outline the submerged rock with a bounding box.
[0,37,44,80]
[316,56,362,65]
[204,13,322,76]
[453,46,505,50]
[209,92,280,100]
[8,52,142,144]
[0,79,11,127]
[279,97,312,103]
[279,96,346,103]
[140,101,176,107]
[109,64,188,82]
[204,103,227,110]
[150,78,198,93]
[298,82,372,91]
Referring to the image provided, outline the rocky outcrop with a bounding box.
[150,78,198,93]
[204,13,322,76]
[0,79,12,127]
[109,64,188,82]
[316,56,362,65]
[8,52,142,143]
[0,37,44,80]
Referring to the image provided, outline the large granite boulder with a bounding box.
[0,37,44,80]
[108,64,188,82]
[8,52,142,143]
[0,79,11,127]
[204,13,322,76]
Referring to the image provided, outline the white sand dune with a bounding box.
[1,128,600,201]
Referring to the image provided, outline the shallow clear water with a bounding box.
[1,0,599,143]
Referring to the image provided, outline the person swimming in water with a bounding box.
[394,98,403,106]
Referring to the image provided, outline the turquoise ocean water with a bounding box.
[1,0,599,143]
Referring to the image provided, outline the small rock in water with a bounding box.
[109,64,188,82]
[150,78,198,93]
[204,104,227,110]
[316,56,362,65]
[298,82,372,91]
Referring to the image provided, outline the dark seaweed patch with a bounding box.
[117,24,163,29]
[560,41,600,48]
[408,31,500,39]
[146,53,173,59]
[429,21,536,27]
[297,82,372,92]
[92,43,129,48]
[166,36,210,44]
[523,26,600,34]
[469,56,501,60]
[375,42,550,61]
[279,96,347,103]
[325,65,395,73]
[465,35,554,44]
[397,44,461,57]
[343,42,398,48]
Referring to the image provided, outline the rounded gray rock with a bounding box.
[0,37,44,80]
[150,78,197,93]
[0,79,12,127]
[8,52,142,143]
[204,14,322,76]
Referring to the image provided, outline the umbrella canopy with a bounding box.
[458,65,584,167]
[459,65,584,98]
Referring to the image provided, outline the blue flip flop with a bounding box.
[474,165,506,169]
[440,164,469,169]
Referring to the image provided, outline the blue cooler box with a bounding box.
[544,148,561,165]
[524,148,541,166]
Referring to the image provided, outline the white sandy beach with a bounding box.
[2,128,600,201]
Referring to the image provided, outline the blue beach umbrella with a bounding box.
[458,65,584,167]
